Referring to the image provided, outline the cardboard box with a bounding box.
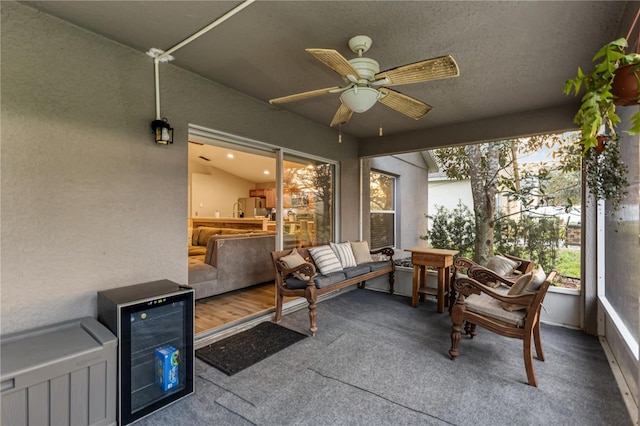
[155,345,179,391]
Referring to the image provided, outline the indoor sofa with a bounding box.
[188,227,276,300]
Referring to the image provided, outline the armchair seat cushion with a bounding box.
[465,287,526,327]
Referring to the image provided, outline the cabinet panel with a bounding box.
[265,189,276,209]
[249,189,266,197]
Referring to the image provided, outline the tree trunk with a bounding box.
[466,143,500,264]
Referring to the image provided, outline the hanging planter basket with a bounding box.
[612,63,640,106]
[595,135,609,154]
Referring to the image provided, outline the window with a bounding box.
[370,171,395,248]
[601,127,639,355]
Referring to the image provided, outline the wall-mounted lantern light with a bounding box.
[151,117,173,145]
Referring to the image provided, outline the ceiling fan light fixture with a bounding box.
[340,87,379,113]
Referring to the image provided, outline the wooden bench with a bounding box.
[271,246,395,335]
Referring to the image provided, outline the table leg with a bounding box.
[437,267,445,313]
[444,266,451,308]
[411,265,419,307]
[419,265,427,302]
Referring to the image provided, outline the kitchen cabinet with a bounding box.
[249,188,276,209]
[265,189,276,208]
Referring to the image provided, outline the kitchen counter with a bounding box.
[190,217,270,230]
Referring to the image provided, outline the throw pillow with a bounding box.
[330,242,357,268]
[350,241,374,265]
[280,248,315,281]
[525,265,546,293]
[309,245,344,275]
[502,271,533,312]
[486,255,521,277]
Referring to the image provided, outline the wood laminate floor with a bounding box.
[194,282,299,334]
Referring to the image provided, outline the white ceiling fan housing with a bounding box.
[348,57,380,81]
[269,34,459,127]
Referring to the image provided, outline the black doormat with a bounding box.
[196,322,307,376]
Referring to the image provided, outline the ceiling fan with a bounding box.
[269,35,460,127]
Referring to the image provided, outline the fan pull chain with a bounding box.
[379,124,383,137]
[338,124,342,143]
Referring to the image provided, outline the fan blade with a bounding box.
[330,103,353,127]
[269,86,340,104]
[378,87,432,120]
[375,55,459,86]
[306,48,362,80]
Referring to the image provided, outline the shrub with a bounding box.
[494,215,563,273]
[424,202,567,275]
[422,201,475,258]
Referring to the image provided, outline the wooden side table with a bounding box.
[404,247,459,313]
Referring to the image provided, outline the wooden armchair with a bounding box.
[449,270,557,387]
[449,254,535,311]
[454,253,534,284]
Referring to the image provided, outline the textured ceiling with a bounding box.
[22,1,631,139]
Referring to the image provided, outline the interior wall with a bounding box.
[0,2,360,335]
[189,165,256,218]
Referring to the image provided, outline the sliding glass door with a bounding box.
[188,125,336,251]
[282,153,335,249]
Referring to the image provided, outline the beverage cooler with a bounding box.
[97,280,194,425]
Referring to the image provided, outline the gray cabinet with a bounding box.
[1,317,117,426]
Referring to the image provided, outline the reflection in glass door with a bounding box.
[282,154,335,249]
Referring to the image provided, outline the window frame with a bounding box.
[369,170,397,249]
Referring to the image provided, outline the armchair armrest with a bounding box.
[453,257,477,271]
[452,275,536,306]
[468,265,516,288]
[370,247,395,259]
[274,261,317,285]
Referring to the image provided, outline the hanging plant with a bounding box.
[583,137,629,214]
[563,10,639,214]
[563,37,640,152]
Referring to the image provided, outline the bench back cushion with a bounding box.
[309,245,343,275]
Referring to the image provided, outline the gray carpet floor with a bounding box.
[137,289,632,425]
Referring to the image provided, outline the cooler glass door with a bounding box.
[119,292,194,425]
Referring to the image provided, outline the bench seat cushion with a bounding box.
[343,265,372,278]
[285,271,347,290]
[366,260,392,271]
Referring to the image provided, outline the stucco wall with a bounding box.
[0,2,360,334]
[362,152,429,254]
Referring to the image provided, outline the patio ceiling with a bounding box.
[21,1,632,140]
